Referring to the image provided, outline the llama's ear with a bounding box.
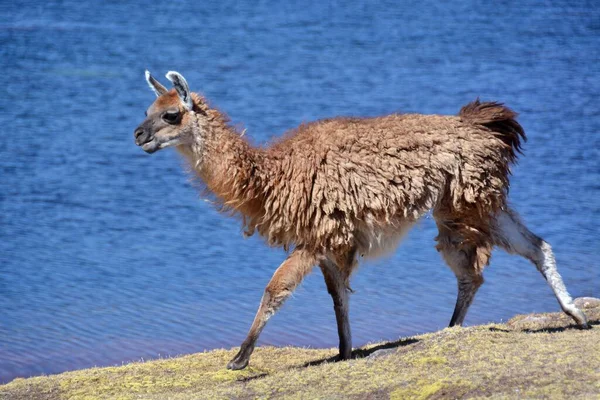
[145,70,168,97]
[166,71,193,111]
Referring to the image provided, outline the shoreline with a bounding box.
[2,298,598,399]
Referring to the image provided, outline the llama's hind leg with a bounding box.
[449,267,484,327]
[493,209,589,328]
[226,248,317,370]
[436,225,490,327]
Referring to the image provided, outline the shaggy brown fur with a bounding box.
[187,96,523,255]
[134,72,588,371]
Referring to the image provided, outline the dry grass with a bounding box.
[2,300,599,399]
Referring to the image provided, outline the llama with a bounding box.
[134,71,589,370]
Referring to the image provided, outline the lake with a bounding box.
[0,0,598,383]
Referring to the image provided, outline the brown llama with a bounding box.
[133,71,589,370]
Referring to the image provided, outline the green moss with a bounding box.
[411,355,448,366]
[1,304,599,400]
[209,366,267,382]
[390,380,445,400]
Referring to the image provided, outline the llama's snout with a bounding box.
[134,126,160,154]
[134,127,153,146]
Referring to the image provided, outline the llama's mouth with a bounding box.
[141,137,182,154]
[141,140,159,154]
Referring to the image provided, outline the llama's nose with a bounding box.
[134,127,151,145]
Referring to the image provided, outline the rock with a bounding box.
[574,297,600,310]
[366,348,396,360]
[520,315,551,323]
[506,313,566,331]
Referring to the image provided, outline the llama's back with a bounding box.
[260,102,525,255]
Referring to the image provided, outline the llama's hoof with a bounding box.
[226,357,249,370]
[577,321,591,330]
[569,308,590,329]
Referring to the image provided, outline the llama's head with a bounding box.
[134,71,203,154]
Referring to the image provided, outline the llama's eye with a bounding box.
[162,110,180,124]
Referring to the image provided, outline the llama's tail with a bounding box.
[459,99,527,163]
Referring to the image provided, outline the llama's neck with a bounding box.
[177,106,266,222]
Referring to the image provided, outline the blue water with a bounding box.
[1,0,599,384]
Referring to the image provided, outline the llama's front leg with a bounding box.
[227,249,316,370]
[320,260,352,360]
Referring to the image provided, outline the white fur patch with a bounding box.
[495,211,536,257]
[355,215,415,259]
